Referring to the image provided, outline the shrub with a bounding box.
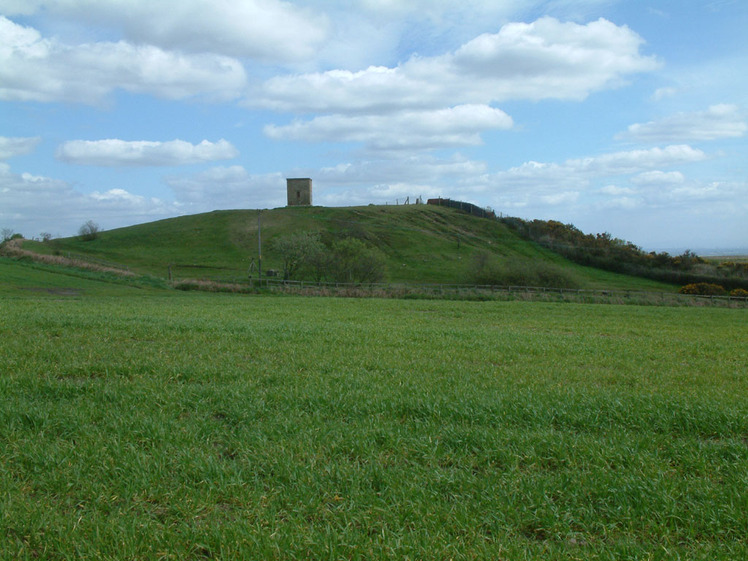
[729,288,748,298]
[271,231,326,280]
[79,220,101,241]
[468,252,579,289]
[679,283,727,296]
[328,238,386,284]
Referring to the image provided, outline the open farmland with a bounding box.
[1,289,747,559]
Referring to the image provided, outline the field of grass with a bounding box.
[1,279,746,559]
[0,257,168,298]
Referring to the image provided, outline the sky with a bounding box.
[1,0,747,253]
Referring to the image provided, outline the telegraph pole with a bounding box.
[257,209,262,282]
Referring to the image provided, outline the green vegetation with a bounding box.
[502,217,748,290]
[0,257,168,298]
[468,250,580,289]
[679,282,728,296]
[78,220,101,242]
[271,232,386,283]
[18,205,676,291]
[1,283,747,559]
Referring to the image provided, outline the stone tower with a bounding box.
[287,178,312,206]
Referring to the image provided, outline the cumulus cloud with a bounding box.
[630,170,685,186]
[0,0,329,62]
[0,163,70,200]
[0,16,247,104]
[164,166,286,209]
[358,0,520,20]
[264,105,513,151]
[651,87,677,101]
[316,154,487,187]
[599,185,636,196]
[163,154,489,210]
[0,162,182,236]
[56,139,238,167]
[250,17,659,114]
[540,191,580,205]
[0,136,41,160]
[597,196,640,211]
[469,145,707,211]
[475,145,703,196]
[297,144,709,213]
[620,104,747,142]
[563,145,706,175]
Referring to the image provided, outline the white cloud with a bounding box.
[540,191,580,205]
[469,145,707,211]
[565,145,706,175]
[621,104,747,142]
[651,87,676,101]
[279,144,708,211]
[163,155,487,210]
[0,162,182,236]
[0,0,329,62]
[0,136,41,160]
[316,154,487,186]
[598,196,640,210]
[357,0,519,20]
[56,139,238,167]
[159,154,490,209]
[478,145,704,194]
[291,144,708,214]
[250,17,659,113]
[667,181,728,203]
[599,184,636,195]
[264,105,513,151]
[630,170,685,186]
[164,166,286,208]
[0,16,247,104]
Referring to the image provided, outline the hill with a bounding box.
[16,204,674,291]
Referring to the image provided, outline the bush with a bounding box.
[679,283,727,296]
[79,220,101,241]
[468,252,579,289]
[328,238,387,284]
[271,231,326,280]
[729,288,748,298]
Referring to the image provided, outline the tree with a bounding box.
[271,231,326,280]
[1,228,15,242]
[78,220,101,241]
[328,238,386,284]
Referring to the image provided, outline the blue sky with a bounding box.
[1,0,746,252]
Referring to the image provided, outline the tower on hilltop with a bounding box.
[287,178,312,206]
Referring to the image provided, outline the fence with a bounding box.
[167,263,246,281]
[426,198,497,219]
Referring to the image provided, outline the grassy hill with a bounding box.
[18,204,674,291]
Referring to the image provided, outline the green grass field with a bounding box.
[1,269,746,559]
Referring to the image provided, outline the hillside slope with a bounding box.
[23,205,674,290]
